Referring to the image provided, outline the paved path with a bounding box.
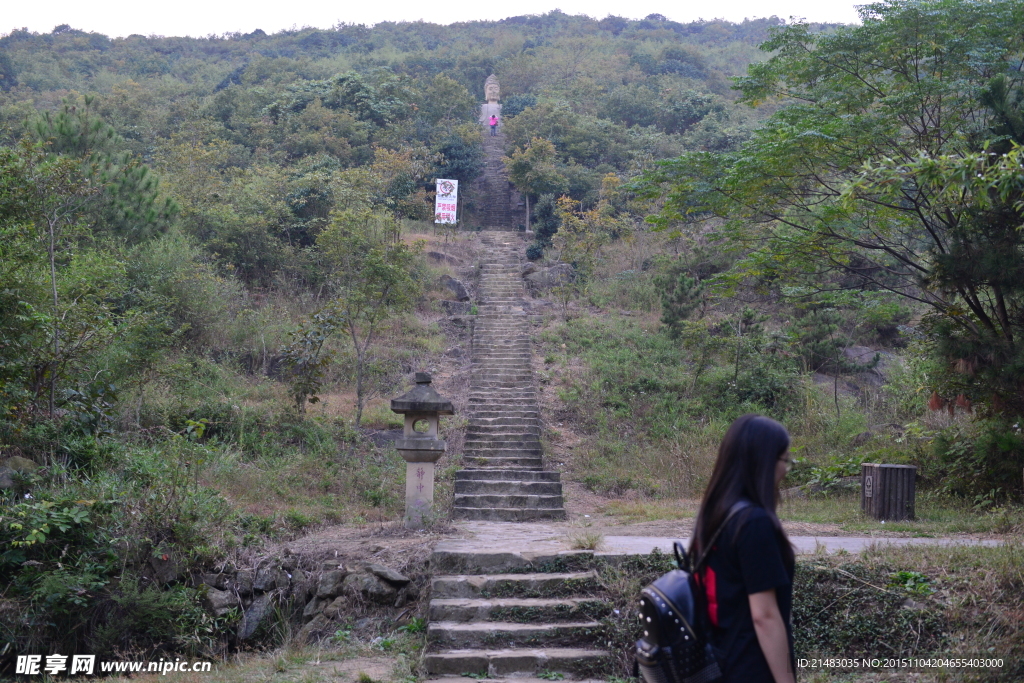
[434,521,1004,570]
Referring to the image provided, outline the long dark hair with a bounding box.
[691,414,794,568]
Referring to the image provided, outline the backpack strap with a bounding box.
[690,500,752,573]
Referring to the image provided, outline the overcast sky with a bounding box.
[4,0,861,38]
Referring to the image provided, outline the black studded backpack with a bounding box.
[635,502,750,683]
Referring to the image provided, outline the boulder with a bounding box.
[439,275,470,301]
[199,573,230,590]
[364,563,410,586]
[317,569,348,598]
[427,251,461,266]
[303,596,328,618]
[441,300,472,315]
[843,346,879,367]
[322,596,348,619]
[238,592,273,640]
[296,614,332,644]
[234,570,254,596]
[254,565,288,592]
[524,263,575,295]
[150,551,179,584]
[0,467,15,490]
[521,262,537,277]
[204,588,239,617]
[290,568,311,602]
[343,571,399,605]
[4,456,38,473]
[393,582,420,608]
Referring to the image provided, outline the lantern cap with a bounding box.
[390,373,454,415]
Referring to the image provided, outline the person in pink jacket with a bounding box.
[489,114,499,136]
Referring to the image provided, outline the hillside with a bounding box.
[2,3,1024,680]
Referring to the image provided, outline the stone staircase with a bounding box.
[454,232,565,521]
[477,130,515,231]
[424,552,612,681]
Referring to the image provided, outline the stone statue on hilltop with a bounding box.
[484,74,500,103]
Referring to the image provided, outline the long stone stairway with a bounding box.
[453,233,565,521]
[478,131,515,230]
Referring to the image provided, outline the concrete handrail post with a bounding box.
[391,372,454,528]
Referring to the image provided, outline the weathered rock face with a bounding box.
[5,456,38,473]
[440,275,471,301]
[203,588,239,616]
[195,554,420,644]
[238,593,273,640]
[0,456,38,488]
[235,570,254,596]
[365,563,410,586]
[428,251,462,266]
[149,550,180,584]
[296,614,332,643]
[343,572,398,605]
[844,345,879,367]
[253,565,290,593]
[317,569,349,598]
[442,300,472,315]
[524,263,575,295]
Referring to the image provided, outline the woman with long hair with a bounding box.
[691,414,796,683]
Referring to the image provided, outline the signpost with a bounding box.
[434,179,458,224]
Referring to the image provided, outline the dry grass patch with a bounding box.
[567,529,605,550]
[600,498,698,523]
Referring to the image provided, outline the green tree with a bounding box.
[657,266,707,338]
[644,0,1024,412]
[317,209,421,425]
[0,143,129,416]
[33,97,177,243]
[503,137,567,227]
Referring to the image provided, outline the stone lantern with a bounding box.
[390,372,454,528]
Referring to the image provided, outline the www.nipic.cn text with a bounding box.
[16,655,213,675]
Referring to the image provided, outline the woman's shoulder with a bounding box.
[727,503,774,535]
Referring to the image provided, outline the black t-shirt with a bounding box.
[698,505,794,683]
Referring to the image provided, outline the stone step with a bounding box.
[467,398,539,405]
[470,362,532,368]
[470,411,539,419]
[427,620,602,648]
[431,570,600,600]
[429,597,610,623]
[462,457,545,469]
[464,440,541,450]
[451,506,567,521]
[467,421,541,429]
[455,469,561,482]
[454,479,562,494]
[462,446,544,456]
[428,674,605,683]
[454,493,563,508]
[463,442,542,450]
[466,433,543,443]
[467,422,542,430]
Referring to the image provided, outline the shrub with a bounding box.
[930,419,1024,503]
